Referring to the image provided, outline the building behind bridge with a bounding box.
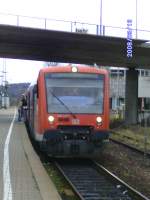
[109,68,150,112]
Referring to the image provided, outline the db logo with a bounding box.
[72,119,80,125]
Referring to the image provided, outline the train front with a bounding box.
[39,66,109,157]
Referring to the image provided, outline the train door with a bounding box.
[33,85,38,140]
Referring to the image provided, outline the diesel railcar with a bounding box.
[26,65,109,157]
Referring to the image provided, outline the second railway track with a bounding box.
[110,138,150,158]
[54,159,149,200]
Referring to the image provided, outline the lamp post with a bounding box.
[136,0,138,39]
[100,0,102,35]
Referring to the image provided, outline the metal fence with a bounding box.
[0,13,150,40]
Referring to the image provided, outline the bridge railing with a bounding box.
[0,12,150,40]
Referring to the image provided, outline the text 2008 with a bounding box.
[127,19,133,58]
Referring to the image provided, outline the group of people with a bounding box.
[18,94,27,121]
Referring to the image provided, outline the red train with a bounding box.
[26,65,109,157]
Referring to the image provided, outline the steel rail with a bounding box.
[94,161,150,200]
[55,161,84,200]
[54,159,150,200]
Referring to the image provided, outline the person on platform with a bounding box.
[18,94,27,121]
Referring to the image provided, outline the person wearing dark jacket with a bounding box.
[18,94,27,121]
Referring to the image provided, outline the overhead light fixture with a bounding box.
[72,66,78,73]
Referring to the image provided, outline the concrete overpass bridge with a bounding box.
[0,24,150,67]
[0,24,150,124]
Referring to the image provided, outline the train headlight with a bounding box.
[48,115,55,123]
[72,66,78,73]
[96,116,102,123]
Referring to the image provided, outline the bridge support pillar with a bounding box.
[125,68,138,124]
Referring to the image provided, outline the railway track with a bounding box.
[55,159,149,200]
[110,138,150,158]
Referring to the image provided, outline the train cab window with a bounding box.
[45,73,104,114]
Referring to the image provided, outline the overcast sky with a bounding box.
[0,0,149,83]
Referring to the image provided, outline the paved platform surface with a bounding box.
[0,107,61,200]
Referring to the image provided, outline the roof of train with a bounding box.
[39,65,108,75]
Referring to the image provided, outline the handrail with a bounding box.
[0,12,150,39]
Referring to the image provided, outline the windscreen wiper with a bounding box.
[49,89,76,119]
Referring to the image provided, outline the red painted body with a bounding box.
[26,65,110,157]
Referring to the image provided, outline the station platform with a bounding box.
[0,107,61,200]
